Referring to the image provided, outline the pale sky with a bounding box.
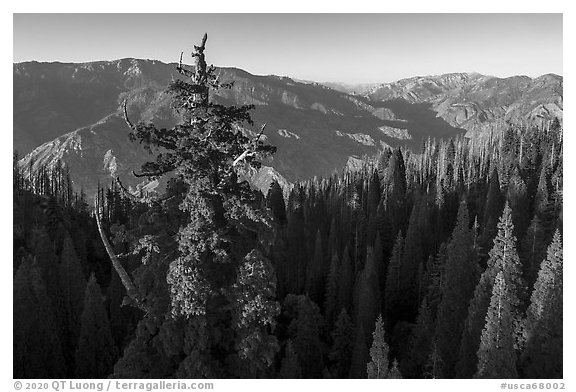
[13,13,563,84]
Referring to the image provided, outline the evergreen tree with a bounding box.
[400,199,424,319]
[31,226,60,309]
[111,34,279,377]
[425,242,447,318]
[337,245,354,314]
[14,256,66,378]
[457,202,525,377]
[230,250,280,377]
[306,229,325,304]
[435,201,479,378]
[534,164,551,220]
[323,253,339,324]
[424,340,443,379]
[520,215,547,293]
[354,245,381,342]
[407,298,433,378]
[475,272,517,379]
[486,203,526,337]
[58,234,87,376]
[507,166,530,240]
[329,309,354,378]
[291,296,324,378]
[349,325,369,378]
[384,148,407,233]
[480,168,505,255]
[367,170,381,218]
[456,270,493,378]
[521,231,562,378]
[75,274,117,378]
[278,340,302,378]
[285,203,307,293]
[367,315,390,378]
[266,180,287,225]
[388,359,403,379]
[384,232,404,323]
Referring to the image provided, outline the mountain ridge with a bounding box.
[14,58,562,201]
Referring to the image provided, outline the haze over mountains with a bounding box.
[13,58,562,198]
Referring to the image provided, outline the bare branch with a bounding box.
[176,51,195,77]
[94,197,149,312]
[253,123,267,145]
[232,123,267,167]
[232,150,256,167]
[132,169,171,178]
[122,99,135,130]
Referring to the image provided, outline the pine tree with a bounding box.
[475,272,518,379]
[480,168,505,254]
[14,256,66,378]
[457,202,525,377]
[487,203,526,333]
[230,250,280,377]
[306,229,325,303]
[286,199,307,293]
[31,226,60,309]
[278,340,302,378]
[424,340,443,379]
[520,215,547,293]
[75,274,117,378]
[367,315,390,378]
[425,242,447,318]
[384,148,407,233]
[435,201,479,378]
[388,359,403,379]
[367,170,381,218]
[373,233,384,285]
[384,232,404,323]
[110,34,280,377]
[266,180,287,225]
[456,271,493,378]
[354,245,381,342]
[407,298,433,378]
[291,296,324,378]
[534,164,550,220]
[329,309,354,378]
[521,231,562,378]
[58,234,87,376]
[324,253,339,324]
[400,199,424,319]
[507,166,530,240]
[349,325,369,378]
[337,244,354,314]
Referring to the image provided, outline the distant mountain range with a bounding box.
[366,72,563,138]
[14,59,562,199]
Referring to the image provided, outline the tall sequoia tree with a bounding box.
[108,34,280,378]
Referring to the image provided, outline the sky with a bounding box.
[13,13,562,84]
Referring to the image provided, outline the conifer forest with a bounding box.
[13,33,563,380]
